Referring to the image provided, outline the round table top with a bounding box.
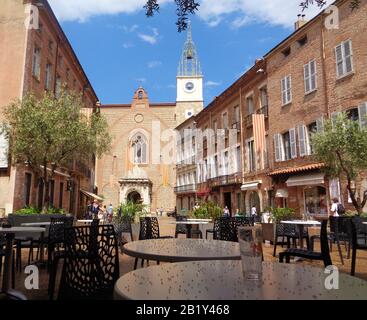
[21,222,51,227]
[0,226,46,233]
[122,238,241,263]
[114,261,367,300]
[281,220,321,226]
[169,221,209,225]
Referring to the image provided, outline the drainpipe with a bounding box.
[320,16,330,118]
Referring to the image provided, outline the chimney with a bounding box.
[294,14,307,30]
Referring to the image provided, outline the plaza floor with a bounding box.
[8,215,367,300]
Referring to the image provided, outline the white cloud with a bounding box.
[198,0,329,29]
[205,80,221,87]
[148,61,162,68]
[122,24,139,33]
[48,0,171,22]
[138,28,160,45]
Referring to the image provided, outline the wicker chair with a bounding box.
[57,225,119,300]
[279,219,332,268]
[348,217,367,276]
[213,217,252,242]
[174,216,202,239]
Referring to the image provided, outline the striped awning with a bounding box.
[268,163,324,176]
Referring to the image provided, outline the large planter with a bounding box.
[261,223,275,244]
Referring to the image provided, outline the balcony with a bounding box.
[258,105,269,118]
[174,184,197,194]
[208,172,242,187]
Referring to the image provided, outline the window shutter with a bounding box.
[344,40,353,73]
[358,102,367,128]
[287,76,292,102]
[298,125,306,157]
[335,44,343,77]
[274,134,280,162]
[304,64,310,93]
[289,128,297,159]
[310,60,317,90]
[281,78,286,105]
[331,112,340,126]
[316,116,324,133]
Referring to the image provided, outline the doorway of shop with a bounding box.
[224,192,232,215]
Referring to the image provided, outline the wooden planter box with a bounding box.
[261,223,274,244]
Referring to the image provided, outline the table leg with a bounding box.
[298,225,304,249]
[2,233,15,293]
[39,231,45,263]
[187,225,192,239]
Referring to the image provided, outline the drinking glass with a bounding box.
[238,225,263,281]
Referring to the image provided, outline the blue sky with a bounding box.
[49,0,324,105]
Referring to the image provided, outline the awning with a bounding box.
[80,189,104,201]
[241,180,262,191]
[275,189,288,198]
[268,163,324,176]
[286,172,325,187]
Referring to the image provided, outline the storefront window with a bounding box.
[304,186,327,216]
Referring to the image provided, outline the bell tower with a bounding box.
[176,20,204,125]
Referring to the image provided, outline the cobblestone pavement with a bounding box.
[7,215,367,300]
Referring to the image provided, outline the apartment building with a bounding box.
[266,0,367,217]
[0,0,98,216]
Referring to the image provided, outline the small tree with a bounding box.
[311,113,367,215]
[1,90,112,212]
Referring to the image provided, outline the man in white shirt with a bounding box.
[330,198,340,217]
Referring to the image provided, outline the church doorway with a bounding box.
[127,191,142,204]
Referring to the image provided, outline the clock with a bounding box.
[184,109,194,119]
[185,81,195,92]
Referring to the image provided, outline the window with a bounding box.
[260,87,268,108]
[236,146,241,173]
[282,47,291,57]
[274,129,296,162]
[304,60,317,94]
[347,103,367,127]
[55,75,62,98]
[138,90,143,99]
[281,76,292,105]
[247,96,254,115]
[131,133,147,164]
[45,63,52,91]
[247,139,256,172]
[49,180,55,207]
[335,40,353,78]
[283,132,292,161]
[297,35,308,47]
[222,113,228,129]
[298,125,311,157]
[233,106,240,125]
[32,47,41,80]
[59,182,64,208]
[24,173,32,206]
[48,40,54,52]
[223,151,229,175]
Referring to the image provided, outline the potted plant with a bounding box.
[190,201,221,237]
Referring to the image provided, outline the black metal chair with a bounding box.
[348,217,367,276]
[56,225,119,300]
[0,232,16,290]
[174,216,202,239]
[279,219,332,268]
[213,217,252,242]
[113,216,134,253]
[135,217,173,269]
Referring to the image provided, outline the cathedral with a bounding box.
[95,22,204,212]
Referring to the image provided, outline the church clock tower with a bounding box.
[176,21,204,125]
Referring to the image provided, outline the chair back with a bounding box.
[213,217,251,242]
[175,215,188,234]
[57,225,119,300]
[139,217,160,240]
[49,216,74,245]
[91,219,100,227]
[320,219,332,267]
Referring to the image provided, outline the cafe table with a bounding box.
[281,220,321,248]
[114,260,367,300]
[122,238,241,265]
[0,227,46,292]
[168,221,209,238]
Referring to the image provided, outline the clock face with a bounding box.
[185,81,195,92]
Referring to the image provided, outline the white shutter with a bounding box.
[287,76,292,103]
[0,132,9,168]
[331,112,340,126]
[298,125,306,157]
[310,60,317,91]
[274,134,281,162]
[343,40,353,74]
[304,64,310,93]
[289,128,297,159]
[316,116,324,133]
[335,44,343,77]
[358,102,367,128]
[281,78,286,105]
